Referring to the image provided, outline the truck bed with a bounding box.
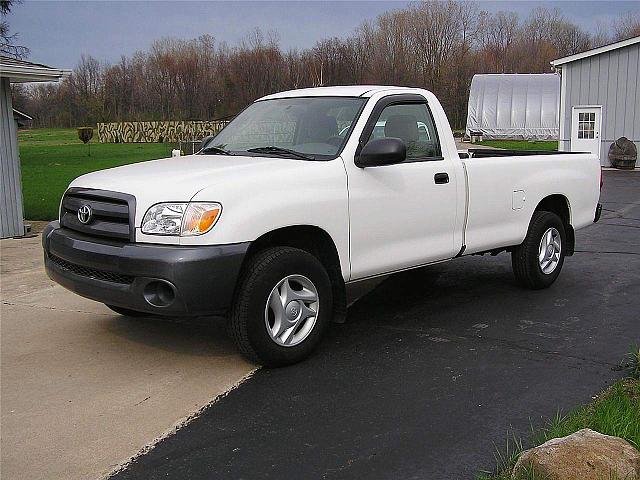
[460,150,600,255]
[466,149,586,158]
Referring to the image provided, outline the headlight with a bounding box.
[141,202,222,236]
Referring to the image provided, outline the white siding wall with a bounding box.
[559,42,640,166]
[0,77,25,238]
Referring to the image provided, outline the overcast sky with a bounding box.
[7,0,640,68]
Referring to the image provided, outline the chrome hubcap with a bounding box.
[264,275,319,347]
[538,227,561,274]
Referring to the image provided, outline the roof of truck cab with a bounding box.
[258,85,413,100]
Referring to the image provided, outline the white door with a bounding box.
[571,107,602,160]
[346,99,458,280]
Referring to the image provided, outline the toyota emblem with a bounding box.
[77,204,93,224]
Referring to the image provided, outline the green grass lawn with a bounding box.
[19,128,172,220]
[479,349,640,480]
[476,140,558,151]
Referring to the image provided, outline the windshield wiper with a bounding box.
[246,146,315,161]
[200,145,235,155]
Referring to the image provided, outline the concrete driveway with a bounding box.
[0,235,255,480]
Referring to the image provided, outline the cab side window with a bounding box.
[367,103,441,161]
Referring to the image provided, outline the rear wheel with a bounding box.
[512,211,566,289]
[229,247,332,367]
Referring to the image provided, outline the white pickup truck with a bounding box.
[43,86,602,366]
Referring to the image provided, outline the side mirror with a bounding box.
[199,135,215,151]
[356,138,406,168]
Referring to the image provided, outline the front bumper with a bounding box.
[42,222,250,316]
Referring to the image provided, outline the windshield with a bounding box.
[204,96,367,160]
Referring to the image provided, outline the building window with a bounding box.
[577,112,595,139]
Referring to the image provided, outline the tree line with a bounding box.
[11,1,640,130]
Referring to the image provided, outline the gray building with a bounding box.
[13,108,33,129]
[0,56,69,238]
[552,36,640,166]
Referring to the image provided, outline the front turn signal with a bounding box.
[181,202,222,236]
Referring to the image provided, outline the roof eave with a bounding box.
[551,35,640,67]
[0,65,72,83]
[12,108,32,120]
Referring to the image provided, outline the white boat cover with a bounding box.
[465,74,560,140]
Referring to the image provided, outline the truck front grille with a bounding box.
[60,188,135,242]
[48,253,135,284]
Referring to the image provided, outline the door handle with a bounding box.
[434,172,449,184]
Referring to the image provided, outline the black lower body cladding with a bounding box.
[594,203,603,223]
[42,221,250,316]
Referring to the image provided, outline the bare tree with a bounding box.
[591,21,612,48]
[476,11,520,72]
[20,0,625,130]
[1,0,29,58]
[613,12,640,41]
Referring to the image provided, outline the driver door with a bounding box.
[346,95,458,280]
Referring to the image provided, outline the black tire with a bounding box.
[105,304,150,317]
[512,211,566,290]
[229,247,333,367]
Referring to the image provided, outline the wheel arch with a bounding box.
[242,225,347,323]
[534,194,574,256]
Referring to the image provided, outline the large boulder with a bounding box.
[608,137,637,170]
[512,428,640,480]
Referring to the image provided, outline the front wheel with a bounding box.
[229,247,333,367]
[512,211,566,289]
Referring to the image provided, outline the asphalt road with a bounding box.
[113,171,640,480]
